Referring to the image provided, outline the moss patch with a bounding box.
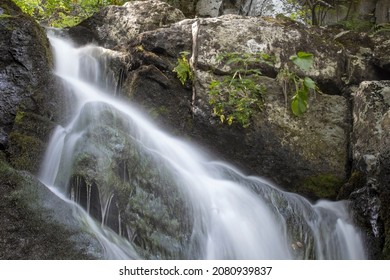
[299,174,344,200]
[8,132,44,173]
[13,110,55,140]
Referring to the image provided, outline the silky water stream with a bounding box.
[39,33,367,260]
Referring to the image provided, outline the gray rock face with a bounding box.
[196,0,222,17]
[352,81,390,174]
[0,2,48,148]
[349,81,390,258]
[373,35,390,73]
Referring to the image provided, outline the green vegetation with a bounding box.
[338,18,373,32]
[13,0,126,27]
[173,51,193,86]
[174,49,317,127]
[8,132,44,173]
[208,52,272,128]
[370,23,390,36]
[278,51,318,116]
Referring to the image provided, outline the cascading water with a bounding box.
[39,32,367,260]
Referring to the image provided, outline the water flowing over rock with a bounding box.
[63,0,390,258]
[2,0,390,259]
[40,33,366,260]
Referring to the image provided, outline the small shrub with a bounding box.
[208,52,272,128]
[173,51,193,86]
[278,51,318,116]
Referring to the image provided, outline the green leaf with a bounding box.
[291,97,301,116]
[180,51,191,56]
[227,115,234,125]
[291,90,308,116]
[297,51,313,59]
[173,53,192,85]
[304,77,316,89]
[261,53,270,60]
[246,69,263,76]
[290,51,313,72]
[226,57,242,64]
[209,80,220,90]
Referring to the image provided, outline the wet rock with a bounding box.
[0,157,101,259]
[0,0,98,260]
[350,81,390,258]
[58,103,193,259]
[0,0,66,173]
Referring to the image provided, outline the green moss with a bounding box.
[8,132,44,173]
[300,174,343,200]
[14,111,25,124]
[0,156,13,179]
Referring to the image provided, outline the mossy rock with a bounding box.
[0,158,96,259]
[13,110,55,140]
[298,174,344,200]
[7,132,45,174]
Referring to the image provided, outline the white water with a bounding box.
[39,33,367,260]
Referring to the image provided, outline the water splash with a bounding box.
[39,34,367,260]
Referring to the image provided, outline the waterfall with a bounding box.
[39,33,367,260]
